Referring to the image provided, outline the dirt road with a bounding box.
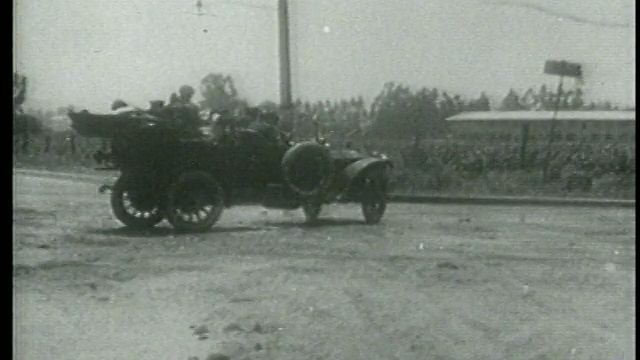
[13,173,635,360]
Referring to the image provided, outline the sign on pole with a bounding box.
[543,60,582,79]
[540,59,583,184]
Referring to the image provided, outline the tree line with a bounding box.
[14,71,634,145]
[196,73,633,146]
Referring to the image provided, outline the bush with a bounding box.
[385,140,635,198]
[13,132,635,199]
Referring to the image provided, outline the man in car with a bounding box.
[169,93,180,106]
[111,99,140,114]
[248,109,281,143]
[169,85,202,137]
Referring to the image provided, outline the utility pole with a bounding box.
[201,0,294,128]
[278,0,294,130]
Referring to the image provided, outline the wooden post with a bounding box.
[549,76,564,139]
[70,133,77,155]
[21,132,29,154]
[542,76,564,183]
[520,122,530,169]
[44,133,51,153]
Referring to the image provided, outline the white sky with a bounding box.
[14,0,636,112]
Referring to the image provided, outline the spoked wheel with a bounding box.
[110,176,164,229]
[361,176,387,225]
[165,171,224,232]
[302,198,323,224]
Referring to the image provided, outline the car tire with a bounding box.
[361,175,387,225]
[281,141,334,198]
[165,171,224,232]
[110,175,164,229]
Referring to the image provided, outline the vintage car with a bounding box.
[68,103,392,232]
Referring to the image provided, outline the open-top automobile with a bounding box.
[69,103,392,232]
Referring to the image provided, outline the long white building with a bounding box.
[446,111,636,143]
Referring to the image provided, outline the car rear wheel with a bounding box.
[110,175,164,229]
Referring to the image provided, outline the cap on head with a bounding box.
[179,85,195,98]
[111,99,128,111]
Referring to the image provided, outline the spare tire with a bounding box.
[281,141,334,198]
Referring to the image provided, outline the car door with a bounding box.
[234,130,284,186]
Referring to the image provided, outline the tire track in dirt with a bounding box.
[14,173,636,360]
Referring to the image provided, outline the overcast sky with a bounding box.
[14,0,635,112]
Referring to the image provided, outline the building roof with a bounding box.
[446,111,636,122]
[45,115,72,132]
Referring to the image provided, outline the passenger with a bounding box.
[245,107,262,129]
[168,93,181,106]
[261,112,282,142]
[111,99,139,114]
[248,109,269,133]
[170,85,202,136]
[148,100,165,113]
[211,110,234,143]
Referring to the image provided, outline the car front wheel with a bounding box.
[361,176,387,224]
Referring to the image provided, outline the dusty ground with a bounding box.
[13,171,636,360]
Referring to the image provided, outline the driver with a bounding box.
[248,109,280,142]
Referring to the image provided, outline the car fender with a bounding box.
[329,157,392,198]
